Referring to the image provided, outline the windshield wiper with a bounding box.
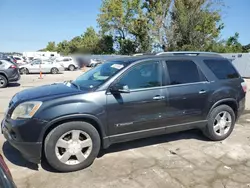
[70,82,80,90]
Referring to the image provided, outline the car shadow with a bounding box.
[3,129,208,173]
[2,142,39,171]
[7,83,21,88]
[98,129,209,158]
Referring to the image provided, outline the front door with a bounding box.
[29,59,41,73]
[162,59,209,126]
[106,61,166,141]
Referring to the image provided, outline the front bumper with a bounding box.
[1,119,42,164]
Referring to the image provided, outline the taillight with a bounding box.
[241,82,247,92]
[9,65,17,69]
[0,155,12,178]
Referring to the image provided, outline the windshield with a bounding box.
[73,61,127,90]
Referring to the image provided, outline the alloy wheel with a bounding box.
[213,111,232,136]
[51,68,58,74]
[55,130,93,165]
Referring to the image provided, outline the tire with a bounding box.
[20,68,29,75]
[51,67,59,74]
[68,65,75,71]
[203,105,235,141]
[44,121,101,172]
[0,75,8,88]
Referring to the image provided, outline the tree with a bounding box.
[224,32,243,52]
[57,40,70,55]
[45,41,57,52]
[95,35,115,54]
[242,43,250,52]
[142,0,171,50]
[167,0,224,51]
[97,0,141,54]
[68,36,82,53]
[79,27,100,53]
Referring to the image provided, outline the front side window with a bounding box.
[31,60,41,64]
[166,60,201,85]
[117,61,162,90]
[204,59,240,79]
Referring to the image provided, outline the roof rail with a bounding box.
[155,51,221,57]
[132,53,156,56]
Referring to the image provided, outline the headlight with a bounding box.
[11,101,42,120]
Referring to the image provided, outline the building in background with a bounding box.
[23,51,60,59]
[220,53,250,78]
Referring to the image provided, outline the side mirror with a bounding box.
[110,84,130,94]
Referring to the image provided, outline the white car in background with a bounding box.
[13,56,26,65]
[54,57,78,71]
[19,59,64,74]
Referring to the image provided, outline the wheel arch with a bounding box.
[40,114,108,149]
[208,98,238,118]
[0,72,8,81]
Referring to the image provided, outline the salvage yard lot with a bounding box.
[1,71,250,188]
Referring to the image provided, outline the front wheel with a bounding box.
[51,67,59,74]
[203,105,235,141]
[44,121,101,172]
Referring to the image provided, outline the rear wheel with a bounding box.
[20,68,29,74]
[203,105,235,141]
[51,67,59,74]
[68,65,75,71]
[44,121,101,172]
[0,75,8,88]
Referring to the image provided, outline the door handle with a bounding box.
[199,90,206,94]
[153,95,165,100]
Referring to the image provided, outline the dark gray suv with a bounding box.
[0,59,20,88]
[2,52,246,172]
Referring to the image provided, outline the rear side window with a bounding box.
[204,59,240,79]
[166,60,203,85]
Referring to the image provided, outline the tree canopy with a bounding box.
[42,0,248,55]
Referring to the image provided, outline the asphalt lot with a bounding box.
[1,71,250,188]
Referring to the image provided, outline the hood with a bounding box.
[15,83,84,102]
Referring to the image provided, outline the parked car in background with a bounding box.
[0,153,16,188]
[13,56,25,65]
[54,57,78,71]
[88,58,104,67]
[0,59,20,88]
[19,59,64,74]
[0,54,17,65]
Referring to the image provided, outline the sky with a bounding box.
[0,0,249,52]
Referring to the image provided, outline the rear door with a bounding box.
[161,59,210,126]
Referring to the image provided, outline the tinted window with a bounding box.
[166,60,201,85]
[118,61,162,89]
[204,59,240,79]
[32,60,41,64]
[63,58,71,61]
[14,57,21,60]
